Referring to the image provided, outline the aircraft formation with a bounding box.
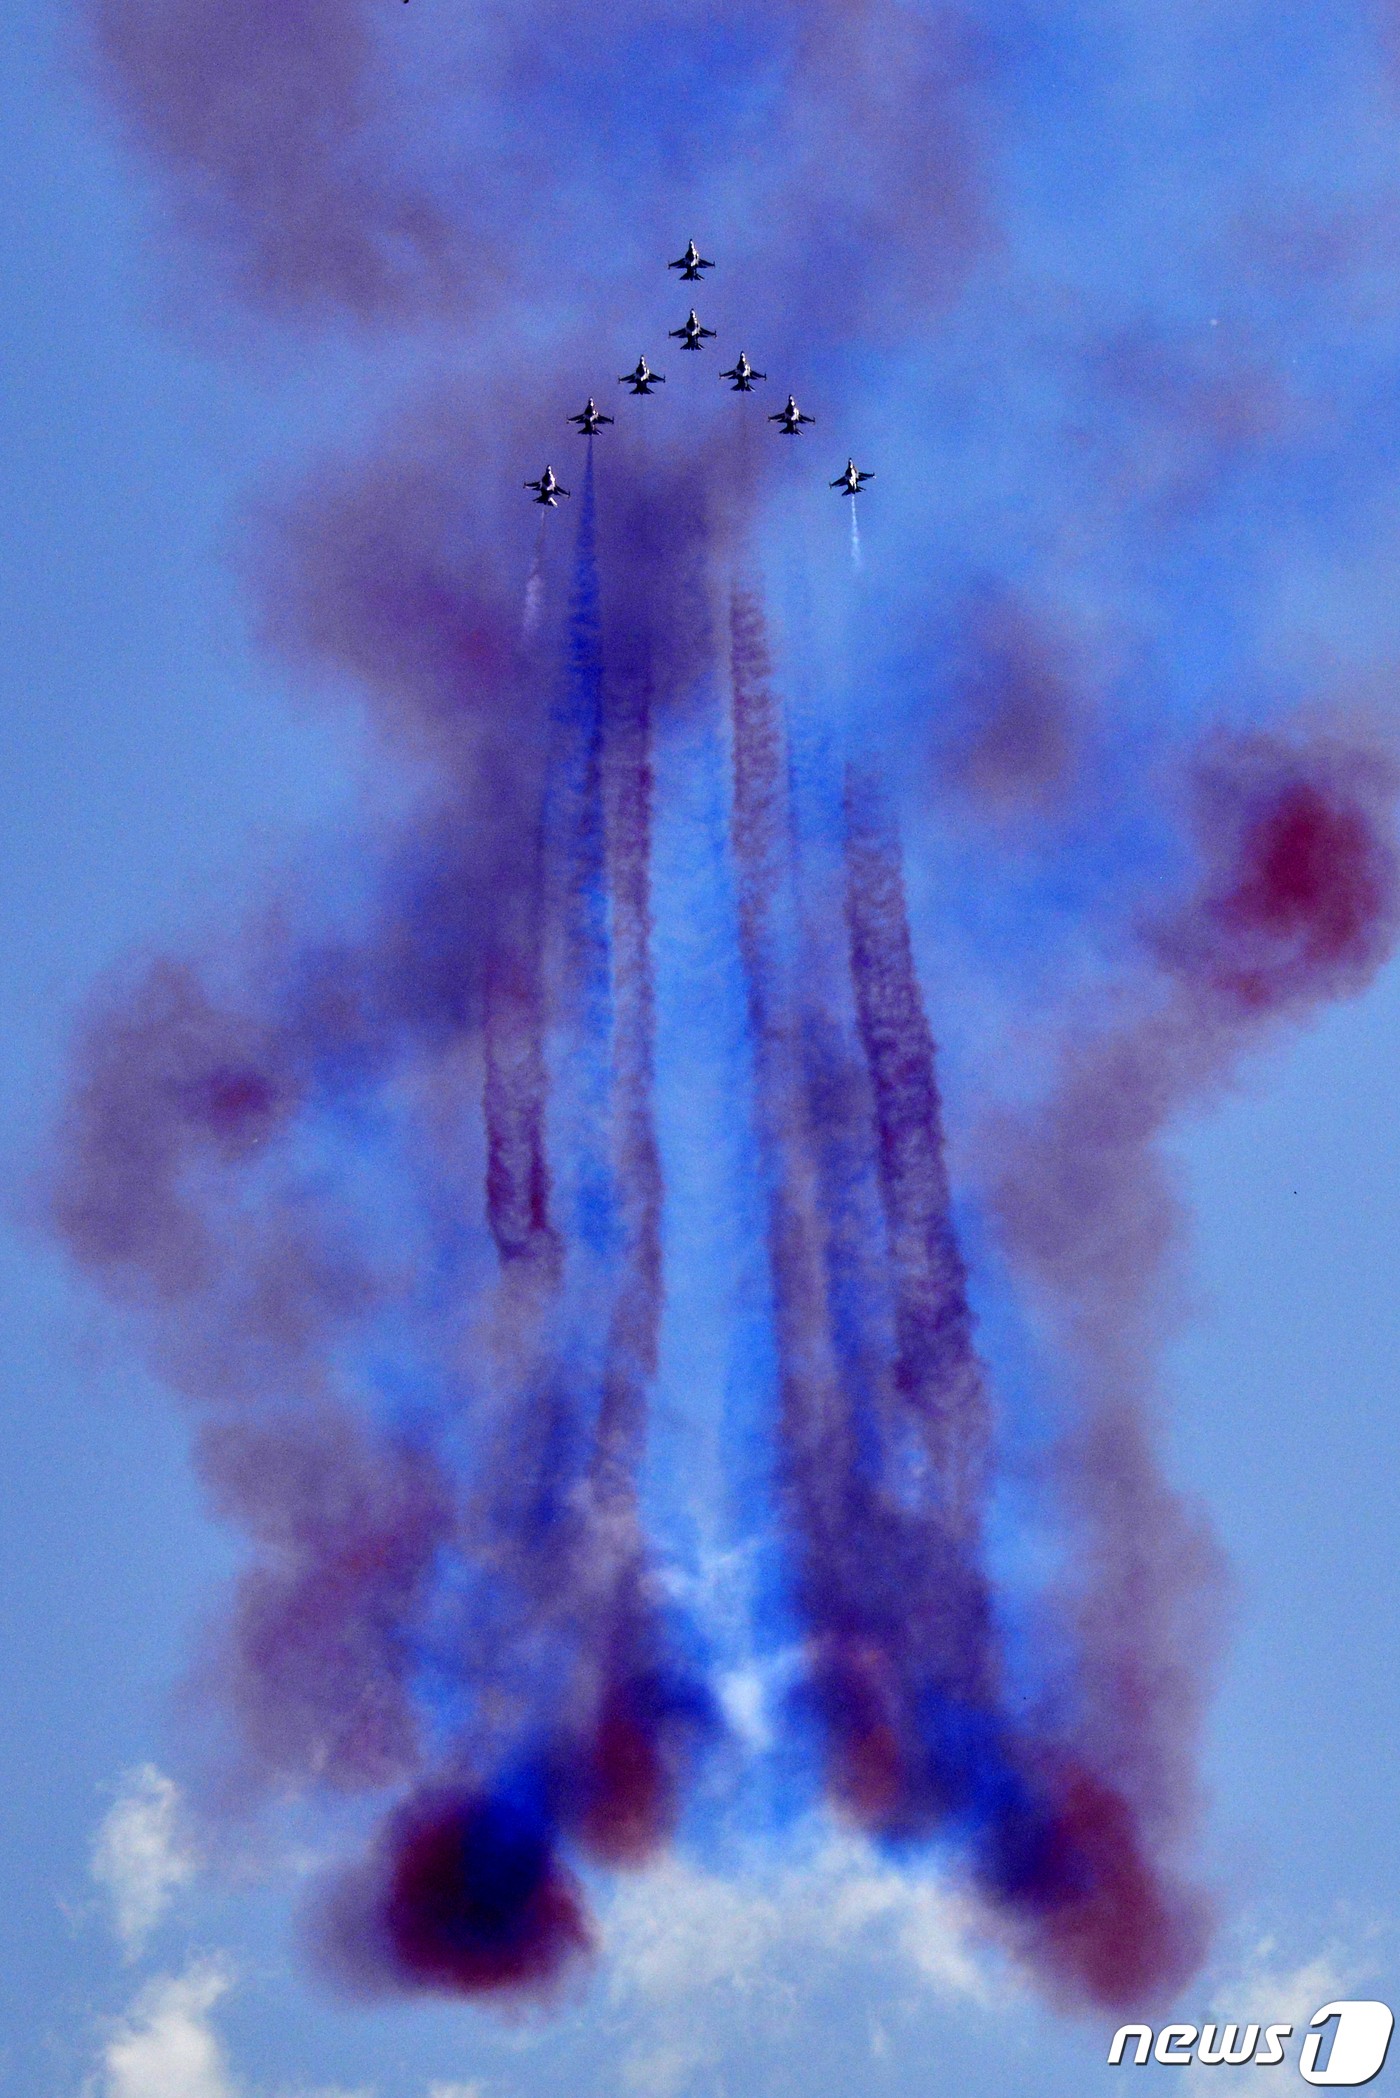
[525,243,873,513]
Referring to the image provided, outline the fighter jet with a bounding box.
[619,356,665,394]
[670,309,716,352]
[831,459,874,495]
[524,465,570,507]
[669,240,714,281]
[568,397,614,435]
[769,394,815,434]
[720,353,766,392]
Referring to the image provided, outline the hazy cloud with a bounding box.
[92,1768,197,1957]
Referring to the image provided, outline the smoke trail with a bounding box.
[981,733,1400,1842]
[522,518,547,638]
[840,765,989,1534]
[51,0,1400,2032]
[725,590,986,1824]
[725,586,1214,2006]
[547,442,614,1272]
[287,447,706,2002]
[86,0,473,317]
[556,441,710,1874]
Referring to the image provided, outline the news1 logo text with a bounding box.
[1108,2002,1395,2084]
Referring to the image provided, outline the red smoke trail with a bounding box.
[545,446,701,1869]
[728,590,986,1810]
[319,459,716,1995]
[835,770,1214,2012]
[565,454,717,1871]
[728,588,939,1826]
[545,444,613,1262]
[726,586,1215,2008]
[983,734,1400,1851]
[482,875,556,1272]
[726,577,848,1531]
[840,763,990,1537]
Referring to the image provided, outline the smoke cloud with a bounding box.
[52,0,1400,2020]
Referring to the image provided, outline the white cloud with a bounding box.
[91,1962,382,2098]
[92,1767,197,1956]
[273,2089,374,2098]
[602,1827,996,2093]
[98,1962,236,2098]
[1183,1933,1361,2095]
[606,1830,991,2007]
[426,2086,485,2098]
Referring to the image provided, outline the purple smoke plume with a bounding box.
[50,0,1400,2020]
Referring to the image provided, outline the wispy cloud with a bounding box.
[97,1961,237,2098]
[91,1768,197,1957]
[1182,1930,1369,2095]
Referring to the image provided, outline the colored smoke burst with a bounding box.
[48,0,1400,2021]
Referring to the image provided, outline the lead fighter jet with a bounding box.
[619,355,665,394]
[568,397,614,435]
[769,393,815,434]
[524,465,569,507]
[669,240,714,281]
[670,309,716,351]
[832,459,874,495]
[720,352,766,392]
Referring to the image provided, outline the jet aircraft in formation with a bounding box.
[568,397,614,435]
[524,465,569,507]
[720,352,766,392]
[669,240,714,280]
[770,393,815,435]
[670,309,716,351]
[619,355,665,394]
[530,249,871,506]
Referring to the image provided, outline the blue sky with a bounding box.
[3,0,1400,2091]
